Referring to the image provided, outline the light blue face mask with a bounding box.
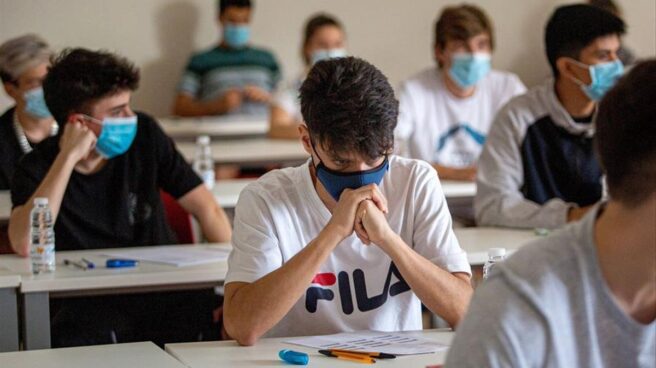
[224,23,250,48]
[23,87,52,119]
[85,115,138,159]
[570,59,624,101]
[448,53,491,88]
[310,48,347,65]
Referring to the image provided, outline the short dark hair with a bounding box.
[218,0,252,15]
[588,0,621,16]
[43,48,139,126]
[545,4,625,77]
[595,59,656,207]
[302,14,344,65]
[300,57,398,161]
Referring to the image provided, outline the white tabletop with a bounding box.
[212,179,254,208]
[166,329,454,367]
[440,180,476,198]
[0,190,10,222]
[159,115,268,139]
[0,269,20,289]
[454,227,546,265]
[0,244,230,294]
[0,341,185,368]
[177,138,308,166]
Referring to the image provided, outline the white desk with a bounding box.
[159,116,268,140]
[0,191,10,223]
[0,244,230,350]
[166,329,454,367]
[0,270,20,352]
[454,227,545,265]
[441,180,476,198]
[212,179,254,208]
[0,341,186,368]
[177,138,308,166]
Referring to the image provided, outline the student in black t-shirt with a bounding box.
[0,34,58,190]
[8,48,232,347]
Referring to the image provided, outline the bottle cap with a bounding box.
[34,197,49,205]
[488,248,506,257]
[197,135,210,145]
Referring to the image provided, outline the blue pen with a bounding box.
[81,258,96,269]
[106,259,139,268]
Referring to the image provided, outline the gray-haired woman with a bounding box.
[0,34,58,190]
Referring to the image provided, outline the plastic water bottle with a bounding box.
[193,135,215,190]
[483,248,506,280]
[30,197,55,274]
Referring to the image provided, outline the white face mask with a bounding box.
[310,48,348,65]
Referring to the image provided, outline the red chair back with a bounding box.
[160,191,196,244]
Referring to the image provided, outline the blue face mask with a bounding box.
[312,143,389,201]
[448,53,491,88]
[224,23,250,48]
[310,48,347,65]
[570,59,624,101]
[23,87,52,119]
[86,115,138,159]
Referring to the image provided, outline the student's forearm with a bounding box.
[381,234,473,327]
[224,227,342,345]
[173,95,228,117]
[197,203,232,243]
[268,107,301,139]
[9,152,77,256]
[433,164,477,182]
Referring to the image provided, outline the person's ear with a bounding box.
[434,45,447,68]
[557,57,590,84]
[299,124,313,156]
[3,81,20,100]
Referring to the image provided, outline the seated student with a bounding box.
[269,13,347,140]
[395,4,525,182]
[172,0,280,117]
[475,4,626,229]
[223,57,473,345]
[0,34,58,190]
[9,49,232,347]
[446,59,656,368]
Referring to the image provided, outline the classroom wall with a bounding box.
[0,0,654,117]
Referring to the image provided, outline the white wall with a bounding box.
[1,0,654,116]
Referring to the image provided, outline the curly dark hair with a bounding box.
[299,57,398,161]
[595,59,656,207]
[43,48,139,126]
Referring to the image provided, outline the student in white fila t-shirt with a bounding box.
[395,4,525,181]
[223,57,473,345]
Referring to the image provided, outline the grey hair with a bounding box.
[0,34,53,83]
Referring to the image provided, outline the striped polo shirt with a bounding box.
[177,45,281,116]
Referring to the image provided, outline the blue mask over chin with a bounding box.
[311,142,389,200]
[23,87,52,119]
[85,115,138,159]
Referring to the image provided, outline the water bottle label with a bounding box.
[31,243,55,267]
[201,170,215,190]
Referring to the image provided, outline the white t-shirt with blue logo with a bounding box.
[395,68,526,168]
[225,155,471,337]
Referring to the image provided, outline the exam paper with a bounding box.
[104,246,230,267]
[284,331,449,355]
